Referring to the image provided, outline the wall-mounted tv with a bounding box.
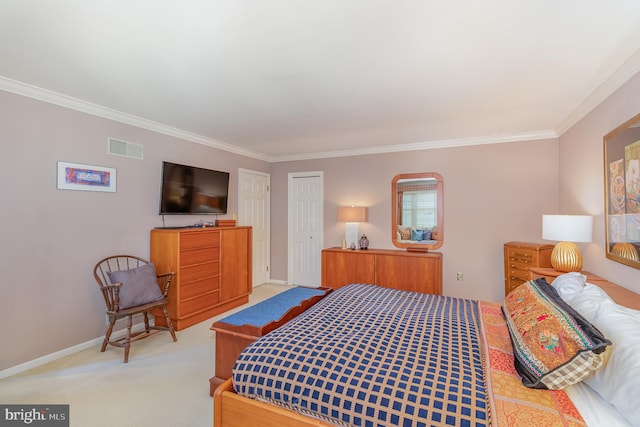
[159,161,230,215]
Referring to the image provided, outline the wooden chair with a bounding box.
[93,255,177,362]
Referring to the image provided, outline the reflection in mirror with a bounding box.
[391,172,443,250]
[604,112,640,269]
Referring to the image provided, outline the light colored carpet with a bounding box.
[0,283,290,427]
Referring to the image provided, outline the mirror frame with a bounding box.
[604,112,640,269]
[391,172,444,250]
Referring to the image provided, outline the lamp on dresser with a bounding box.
[542,214,593,272]
[337,206,368,249]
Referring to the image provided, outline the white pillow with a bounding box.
[557,281,614,321]
[551,272,587,300]
[583,299,640,426]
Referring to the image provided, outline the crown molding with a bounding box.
[269,130,558,162]
[556,47,640,136]
[1,75,559,163]
[0,76,271,162]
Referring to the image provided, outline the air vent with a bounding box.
[108,138,143,160]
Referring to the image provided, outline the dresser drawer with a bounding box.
[181,246,220,266]
[180,261,220,284]
[507,268,530,283]
[180,276,220,301]
[507,259,534,271]
[508,250,533,264]
[179,292,221,318]
[180,231,220,250]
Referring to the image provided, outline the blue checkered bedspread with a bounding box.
[232,283,488,427]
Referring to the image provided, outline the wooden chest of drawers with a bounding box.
[503,241,553,295]
[150,226,252,330]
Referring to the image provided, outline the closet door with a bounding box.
[288,172,323,286]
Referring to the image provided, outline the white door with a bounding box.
[238,169,270,287]
[288,172,323,287]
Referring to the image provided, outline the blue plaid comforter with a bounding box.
[232,284,488,427]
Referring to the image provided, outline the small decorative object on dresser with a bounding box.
[215,219,236,227]
[359,234,369,250]
[503,241,553,295]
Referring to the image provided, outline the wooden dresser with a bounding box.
[321,247,442,294]
[503,241,553,295]
[150,226,252,330]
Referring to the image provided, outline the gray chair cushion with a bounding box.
[107,263,164,309]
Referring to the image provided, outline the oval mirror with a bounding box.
[391,172,443,250]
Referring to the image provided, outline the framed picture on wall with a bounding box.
[603,113,640,269]
[57,161,117,192]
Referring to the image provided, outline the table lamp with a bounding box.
[337,206,368,249]
[542,214,593,272]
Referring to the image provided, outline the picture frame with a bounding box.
[603,112,640,269]
[57,161,117,192]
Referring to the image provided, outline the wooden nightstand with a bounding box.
[528,267,640,311]
[527,267,609,287]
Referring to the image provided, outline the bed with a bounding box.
[213,276,640,427]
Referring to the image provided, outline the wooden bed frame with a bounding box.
[213,278,640,427]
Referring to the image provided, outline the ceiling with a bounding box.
[2,1,640,162]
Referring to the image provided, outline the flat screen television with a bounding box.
[159,161,230,215]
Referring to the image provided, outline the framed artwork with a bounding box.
[604,113,640,269]
[57,161,116,192]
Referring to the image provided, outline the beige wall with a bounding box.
[558,71,640,292]
[270,139,559,301]
[0,90,269,371]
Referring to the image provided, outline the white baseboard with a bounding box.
[0,321,149,379]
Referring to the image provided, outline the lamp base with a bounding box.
[551,241,583,272]
[344,222,359,249]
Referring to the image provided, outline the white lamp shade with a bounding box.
[542,215,593,243]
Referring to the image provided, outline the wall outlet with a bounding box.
[457,272,464,281]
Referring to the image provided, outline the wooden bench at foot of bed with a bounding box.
[214,379,332,427]
[209,287,331,395]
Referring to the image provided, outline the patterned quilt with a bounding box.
[479,302,586,426]
[232,284,586,426]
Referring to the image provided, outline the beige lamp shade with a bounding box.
[542,215,593,272]
[337,206,368,223]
